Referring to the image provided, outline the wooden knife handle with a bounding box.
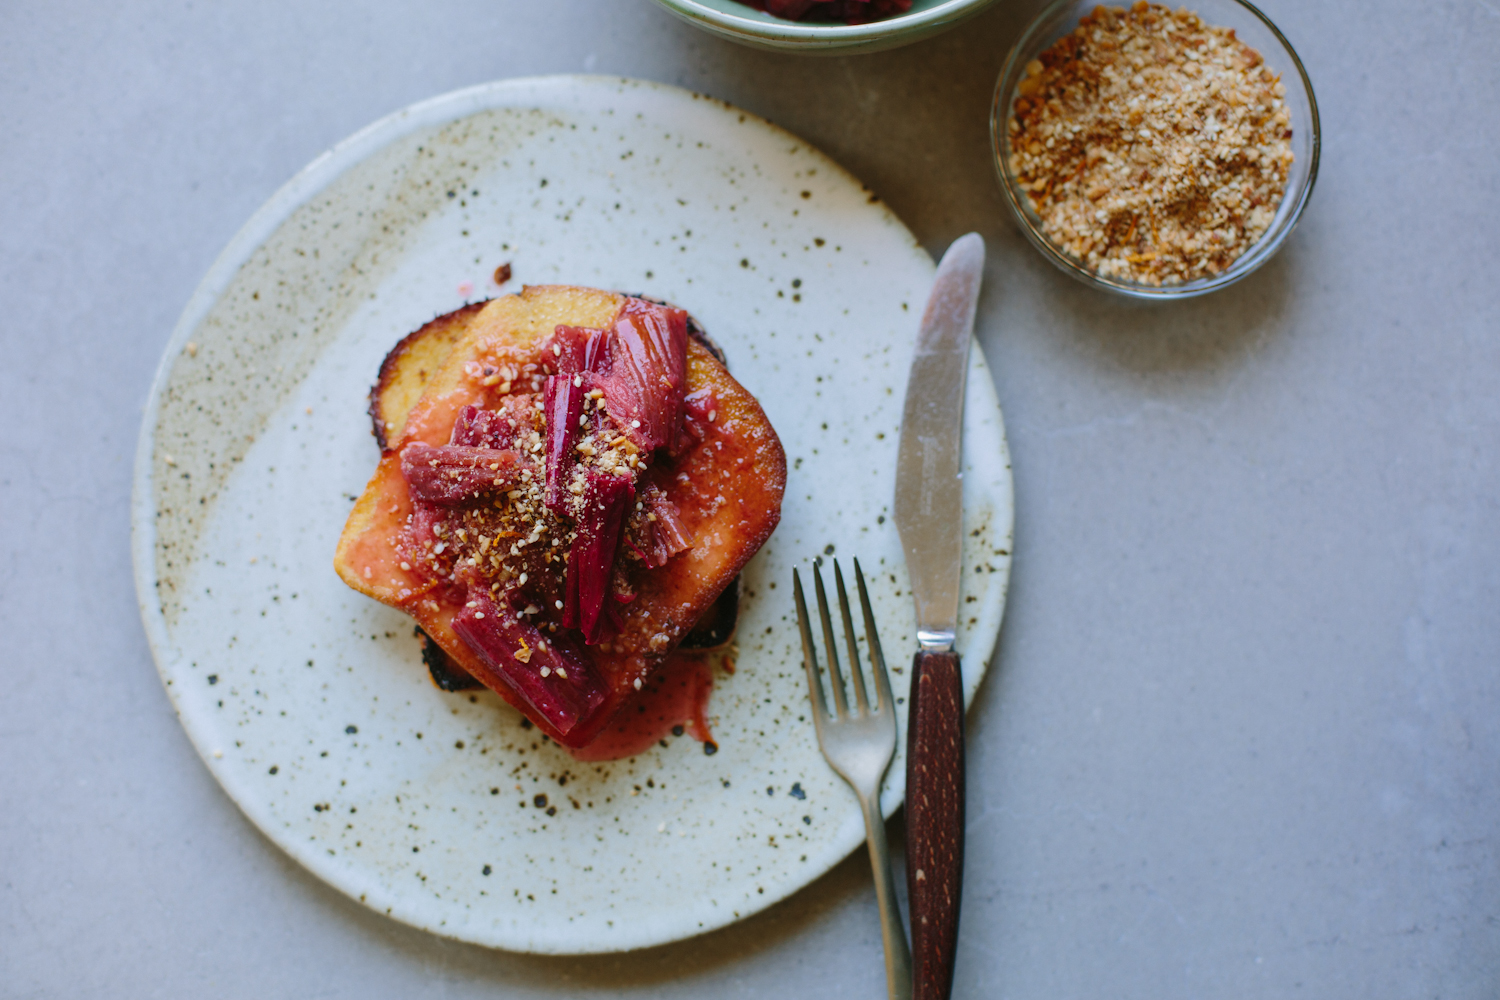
[905,649,965,1000]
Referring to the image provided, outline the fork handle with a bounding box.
[905,650,965,1000]
[861,792,914,1000]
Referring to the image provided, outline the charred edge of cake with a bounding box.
[685,313,728,369]
[368,300,491,451]
[619,293,728,368]
[415,626,481,691]
[680,575,740,651]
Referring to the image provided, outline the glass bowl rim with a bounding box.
[989,0,1321,300]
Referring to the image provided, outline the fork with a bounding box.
[794,558,914,1000]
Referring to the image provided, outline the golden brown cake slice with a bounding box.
[335,285,786,750]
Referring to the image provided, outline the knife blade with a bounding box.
[893,231,983,1000]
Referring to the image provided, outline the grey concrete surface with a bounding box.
[3,0,1498,996]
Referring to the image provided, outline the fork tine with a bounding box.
[812,561,850,718]
[853,558,893,714]
[833,560,871,715]
[792,568,829,720]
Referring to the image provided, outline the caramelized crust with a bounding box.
[369,302,488,451]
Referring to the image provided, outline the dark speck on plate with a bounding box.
[345,725,357,734]
[790,782,806,800]
[483,864,492,876]
[207,675,218,685]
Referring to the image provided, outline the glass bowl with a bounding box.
[651,0,1001,55]
[990,0,1320,299]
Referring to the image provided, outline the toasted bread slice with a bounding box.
[335,285,785,748]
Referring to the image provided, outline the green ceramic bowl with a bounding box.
[650,0,1002,54]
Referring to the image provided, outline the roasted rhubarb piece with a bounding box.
[541,373,587,512]
[451,587,606,739]
[561,469,635,645]
[627,484,692,569]
[400,443,527,505]
[335,285,785,750]
[742,0,913,23]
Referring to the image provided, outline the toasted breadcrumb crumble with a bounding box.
[1007,2,1293,285]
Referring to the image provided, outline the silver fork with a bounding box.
[794,558,913,1000]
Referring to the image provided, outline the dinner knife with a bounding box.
[894,232,984,1000]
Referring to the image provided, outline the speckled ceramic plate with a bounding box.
[132,76,1013,954]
